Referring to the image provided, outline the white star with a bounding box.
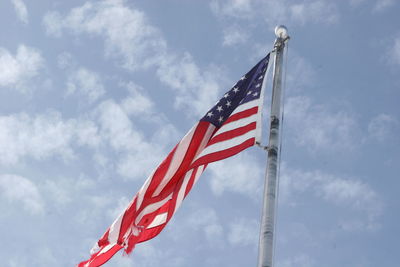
[233,87,239,93]
[207,112,213,117]
[216,106,223,112]
[240,75,246,80]
[258,75,263,80]
[247,91,252,95]
[253,92,259,97]
[255,83,261,88]
[224,93,229,98]
[218,116,223,122]
[226,101,231,107]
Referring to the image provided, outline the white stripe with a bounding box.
[214,113,258,136]
[193,165,205,185]
[255,53,273,143]
[147,212,168,229]
[152,124,197,197]
[193,124,215,159]
[135,193,173,225]
[136,170,154,210]
[107,212,124,244]
[173,169,194,214]
[99,243,115,254]
[91,243,116,264]
[230,99,259,116]
[194,129,256,160]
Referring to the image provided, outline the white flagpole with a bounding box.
[257,25,289,267]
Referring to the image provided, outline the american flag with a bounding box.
[78,53,270,267]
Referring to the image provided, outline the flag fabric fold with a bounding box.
[78,53,271,267]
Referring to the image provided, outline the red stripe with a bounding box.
[145,145,179,199]
[145,122,209,201]
[117,197,138,243]
[184,166,200,197]
[184,164,207,197]
[118,123,204,242]
[223,106,258,125]
[137,203,170,243]
[207,122,256,146]
[119,122,212,252]
[78,244,122,267]
[190,138,255,168]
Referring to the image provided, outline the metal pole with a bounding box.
[257,25,289,267]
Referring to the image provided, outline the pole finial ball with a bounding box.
[275,25,288,38]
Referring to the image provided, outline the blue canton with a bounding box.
[201,54,270,127]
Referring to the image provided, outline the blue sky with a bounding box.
[0,0,399,266]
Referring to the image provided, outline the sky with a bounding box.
[0,0,399,266]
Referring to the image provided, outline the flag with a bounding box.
[78,53,271,267]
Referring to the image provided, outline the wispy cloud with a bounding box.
[387,35,400,66]
[280,165,383,231]
[0,174,44,214]
[208,151,263,199]
[228,218,259,247]
[43,1,166,71]
[0,111,99,165]
[94,99,166,180]
[351,0,396,11]
[210,0,339,28]
[156,52,228,117]
[278,254,316,267]
[11,0,28,24]
[284,96,359,152]
[373,0,396,11]
[121,82,155,117]
[170,206,225,249]
[66,67,106,104]
[367,113,399,142]
[43,1,228,118]
[0,45,44,93]
[289,0,338,25]
[222,26,249,47]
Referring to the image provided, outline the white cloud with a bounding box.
[284,96,358,152]
[43,174,95,208]
[289,1,338,25]
[94,98,177,180]
[43,0,233,118]
[11,0,28,24]
[373,0,395,11]
[43,0,166,71]
[282,53,317,95]
[211,0,339,29]
[157,52,227,117]
[0,111,100,165]
[0,45,44,93]
[210,0,254,20]
[208,152,263,198]
[43,1,231,117]
[185,207,224,244]
[0,174,44,214]
[67,67,105,103]
[367,113,398,142]
[350,0,396,11]
[228,218,259,247]
[95,99,141,151]
[222,26,249,47]
[279,254,315,267]
[113,242,186,267]
[121,82,155,117]
[388,36,400,65]
[280,165,383,230]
